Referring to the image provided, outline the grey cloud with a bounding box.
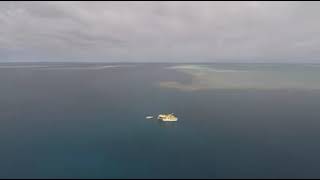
[1,1,320,62]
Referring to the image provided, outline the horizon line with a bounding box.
[1,61,320,64]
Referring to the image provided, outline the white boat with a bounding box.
[157,113,178,122]
[145,116,154,119]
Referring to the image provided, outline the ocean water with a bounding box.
[1,63,320,178]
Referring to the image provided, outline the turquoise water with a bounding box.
[1,63,320,178]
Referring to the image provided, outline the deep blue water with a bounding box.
[1,63,320,178]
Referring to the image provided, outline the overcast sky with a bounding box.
[1,1,320,62]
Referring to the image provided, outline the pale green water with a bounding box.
[162,63,320,91]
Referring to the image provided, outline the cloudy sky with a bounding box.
[1,1,320,62]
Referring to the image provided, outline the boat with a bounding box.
[157,113,178,122]
[145,116,154,119]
